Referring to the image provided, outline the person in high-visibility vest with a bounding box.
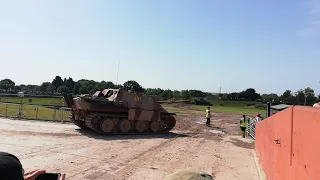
[205,107,211,127]
[240,115,247,138]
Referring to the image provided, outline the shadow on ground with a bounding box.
[77,128,189,141]
[226,137,255,149]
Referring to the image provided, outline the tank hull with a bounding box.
[63,89,176,135]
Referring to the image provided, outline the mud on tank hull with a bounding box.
[64,91,177,135]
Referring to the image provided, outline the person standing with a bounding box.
[240,115,247,138]
[255,113,263,123]
[205,107,211,127]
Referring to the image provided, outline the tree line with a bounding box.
[0,76,319,106]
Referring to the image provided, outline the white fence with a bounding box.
[246,117,256,139]
[0,102,72,122]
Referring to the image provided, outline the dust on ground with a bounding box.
[0,106,259,180]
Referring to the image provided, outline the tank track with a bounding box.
[76,113,176,135]
[69,113,88,129]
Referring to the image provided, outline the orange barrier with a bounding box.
[255,106,320,180]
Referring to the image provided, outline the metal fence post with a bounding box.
[53,109,56,120]
[35,106,39,120]
[266,102,271,118]
[60,108,64,123]
[5,104,8,117]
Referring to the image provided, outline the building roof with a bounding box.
[271,104,291,111]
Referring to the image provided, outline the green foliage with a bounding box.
[0,79,15,91]
[0,77,318,107]
[57,85,70,94]
[123,80,144,92]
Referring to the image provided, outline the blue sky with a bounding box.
[0,0,319,95]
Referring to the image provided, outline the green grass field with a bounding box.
[0,97,265,120]
[0,97,63,105]
[209,99,258,107]
[193,105,265,117]
[0,103,69,120]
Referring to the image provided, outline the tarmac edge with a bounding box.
[251,149,267,180]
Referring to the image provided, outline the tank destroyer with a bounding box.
[63,89,176,134]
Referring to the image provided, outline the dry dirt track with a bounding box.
[0,118,259,180]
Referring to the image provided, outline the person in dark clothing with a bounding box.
[0,151,24,180]
[240,115,247,138]
[205,107,211,127]
[0,151,65,180]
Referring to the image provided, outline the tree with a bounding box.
[65,78,75,91]
[52,76,64,88]
[57,85,70,94]
[181,90,190,100]
[14,85,21,91]
[123,80,144,92]
[295,90,305,105]
[280,90,295,104]
[100,81,115,89]
[73,83,82,94]
[172,90,181,99]
[46,84,56,94]
[240,88,260,101]
[261,93,279,104]
[26,85,38,94]
[304,87,316,106]
[0,79,15,91]
[19,84,27,91]
[189,90,206,97]
[39,82,51,94]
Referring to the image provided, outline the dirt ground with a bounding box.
[0,109,259,180]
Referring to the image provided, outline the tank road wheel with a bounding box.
[100,119,114,134]
[150,121,160,132]
[135,121,146,133]
[91,116,100,128]
[119,120,131,133]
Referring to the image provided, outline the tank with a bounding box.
[63,89,177,134]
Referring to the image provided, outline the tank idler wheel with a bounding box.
[166,118,176,129]
[75,120,87,129]
[159,120,165,131]
[91,116,100,127]
[100,119,114,134]
[150,121,160,132]
[119,120,131,133]
[135,121,146,133]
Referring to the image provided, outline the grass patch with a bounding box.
[0,103,69,120]
[193,105,265,117]
[209,99,257,107]
[0,97,63,105]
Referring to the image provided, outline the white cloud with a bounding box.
[312,20,320,24]
[306,0,320,14]
[296,0,320,37]
[296,28,317,36]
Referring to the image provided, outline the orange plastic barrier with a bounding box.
[255,106,320,180]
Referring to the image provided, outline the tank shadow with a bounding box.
[76,128,189,141]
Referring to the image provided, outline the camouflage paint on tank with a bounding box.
[100,89,161,111]
[71,89,171,122]
[101,89,162,121]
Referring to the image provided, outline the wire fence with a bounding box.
[246,117,256,139]
[0,102,72,122]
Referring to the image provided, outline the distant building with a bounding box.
[270,104,291,116]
